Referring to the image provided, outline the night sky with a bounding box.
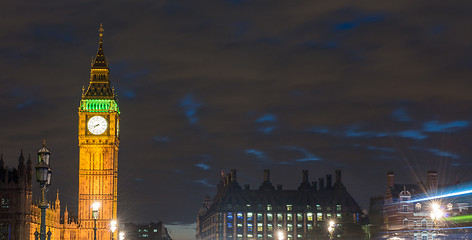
[2,1,472,239]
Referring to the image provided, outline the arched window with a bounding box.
[403,218,408,228]
[447,203,453,211]
[416,203,421,211]
[421,219,427,228]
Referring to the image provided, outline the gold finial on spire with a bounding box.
[99,23,104,38]
[42,139,46,147]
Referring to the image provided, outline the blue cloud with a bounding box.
[256,114,277,123]
[396,130,427,140]
[195,163,210,170]
[392,108,411,122]
[344,126,388,138]
[123,90,136,99]
[179,94,203,125]
[244,149,267,160]
[258,126,276,133]
[194,179,214,188]
[411,146,460,159]
[281,146,322,162]
[422,120,469,133]
[353,144,395,152]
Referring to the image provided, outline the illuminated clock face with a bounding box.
[87,116,107,135]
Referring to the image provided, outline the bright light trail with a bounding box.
[406,183,472,203]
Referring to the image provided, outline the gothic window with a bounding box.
[403,205,408,212]
[421,219,427,228]
[286,205,293,211]
[403,218,408,227]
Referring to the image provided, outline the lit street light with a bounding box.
[277,230,285,240]
[119,231,125,240]
[92,201,100,240]
[328,220,336,240]
[35,141,53,240]
[110,219,117,240]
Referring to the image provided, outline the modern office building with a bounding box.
[196,169,365,240]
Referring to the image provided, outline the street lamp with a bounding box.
[328,220,336,240]
[119,231,125,240]
[35,141,52,240]
[92,201,100,240]
[277,230,285,240]
[110,219,117,240]
[430,202,444,238]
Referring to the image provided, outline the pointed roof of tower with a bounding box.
[83,23,115,100]
[92,23,108,68]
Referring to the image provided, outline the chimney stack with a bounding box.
[264,169,270,182]
[230,169,237,182]
[335,170,342,183]
[387,171,394,189]
[427,170,437,191]
[326,174,332,188]
[302,170,308,182]
[312,181,317,191]
[319,178,325,190]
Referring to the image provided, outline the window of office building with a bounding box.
[237,213,243,219]
[267,213,273,221]
[287,224,293,231]
[248,223,253,232]
[257,223,263,232]
[336,204,341,211]
[277,213,283,221]
[307,224,313,231]
[316,213,322,222]
[287,205,293,211]
[297,224,302,229]
[297,213,303,221]
[267,205,272,211]
[316,205,321,210]
[228,213,233,220]
[307,213,313,221]
[257,213,263,222]
[267,223,273,231]
[248,212,253,221]
[287,213,293,221]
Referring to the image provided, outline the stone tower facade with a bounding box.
[78,24,120,240]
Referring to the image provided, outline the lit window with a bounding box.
[142,234,148,237]
[297,234,303,238]
[447,203,453,211]
[228,223,233,228]
[307,213,313,221]
[307,224,313,231]
[237,234,242,238]
[327,213,332,218]
[237,213,243,219]
[336,213,341,218]
[248,212,253,221]
[415,203,422,211]
[247,204,251,208]
[336,204,341,211]
[287,214,293,221]
[248,223,253,232]
[138,229,142,232]
[287,224,293,231]
[316,213,322,221]
[277,224,282,229]
[257,223,263,232]
[228,213,233,220]
[237,223,243,228]
[248,234,253,238]
[267,223,273,231]
[277,213,283,221]
[287,205,293,211]
[144,229,148,232]
[297,224,302,229]
[268,234,273,238]
[316,205,321,210]
[267,205,272,211]
[297,213,303,221]
[307,205,311,210]
[267,213,273,221]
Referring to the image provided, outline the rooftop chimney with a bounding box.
[319,178,325,190]
[326,174,332,188]
[230,169,237,182]
[302,170,308,182]
[387,171,394,189]
[312,181,317,191]
[264,169,270,182]
[335,170,342,183]
[427,170,437,191]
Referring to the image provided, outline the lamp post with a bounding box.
[35,141,52,240]
[328,220,336,240]
[277,230,285,240]
[119,231,125,240]
[430,202,444,239]
[110,220,117,240]
[92,201,100,240]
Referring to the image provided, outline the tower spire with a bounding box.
[92,23,108,69]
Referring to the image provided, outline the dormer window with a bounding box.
[415,203,421,211]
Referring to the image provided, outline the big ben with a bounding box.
[78,24,119,240]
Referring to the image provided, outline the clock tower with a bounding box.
[78,24,119,240]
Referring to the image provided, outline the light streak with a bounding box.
[406,183,472,203]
